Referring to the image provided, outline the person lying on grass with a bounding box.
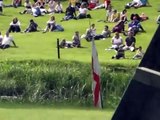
[59,39,73,48]
[125,0,150,9]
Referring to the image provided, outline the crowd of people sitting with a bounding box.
[0,0,156,60]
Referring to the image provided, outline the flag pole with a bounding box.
[57,38,60,59]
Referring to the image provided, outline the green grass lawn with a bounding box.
[0,1,159,119]
[0,103,113,120]
[0,0,159,64]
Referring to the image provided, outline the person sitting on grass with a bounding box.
[110,9,120,22]
[31,3,42,17]
[61,2,76,21]
[24,19,38,33]
[77,3,91,19]
[43,16,64,33]
[55,1,64,13]
[47,0,56,14]
[8,17,21,33]
[112,46,125,59]
[72,31,81,47]
[19,0,32,14]
[111,32,123,50]
[94,25,111,40]
[12,0,22,8]
[43,16,56,33]
[35,0,47,15]
[112,18,125,33]
[81,23,96,41]
[123,31,136,52]
[128,16,145,35]
[132,46,144,59]
[35,0,45,9]
[0,31,17,49]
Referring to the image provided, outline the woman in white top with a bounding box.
[43,16,56,32]
[20,0,32,14]
[77,4,91,19]
[48,0,56,13]
[111,32,123,49]
[55,1,63,13]
[8,17,21,33]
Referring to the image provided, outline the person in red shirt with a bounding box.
[104,0,111,9]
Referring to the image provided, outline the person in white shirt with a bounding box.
[77,4,91,19]
[8,17,21,33]
[19,0,32,14]
[31,3,42,17]
[43,16,56,33]
[82,23,96,41]
[48,0,56,13]
[0,31,17,49]
[111,32,123,49]
[55,1,63,13]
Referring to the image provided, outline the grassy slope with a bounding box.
[0,1,159,119]
[0,0,159,64]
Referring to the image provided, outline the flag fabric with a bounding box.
[91,39,102,108]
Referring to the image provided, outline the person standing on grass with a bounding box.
[0,31,17,49]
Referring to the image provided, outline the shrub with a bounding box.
[0,60,136,108]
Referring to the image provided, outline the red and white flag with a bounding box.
[91,39,102,108]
